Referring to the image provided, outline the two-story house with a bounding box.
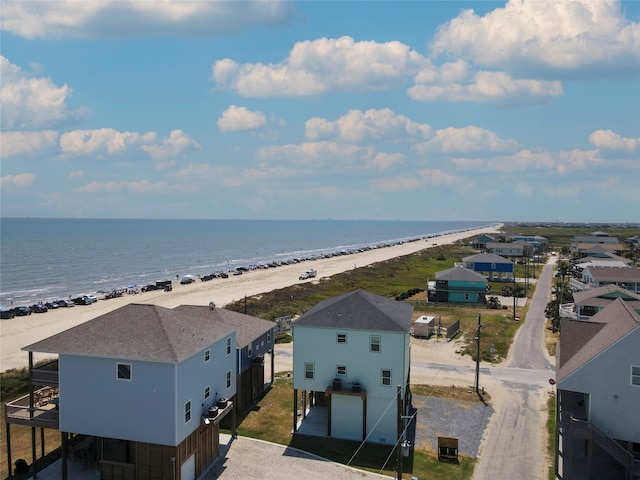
[173,305,275,414]
[461,252,514,282]
[576,266,640,294]
[292,289,412,446]
[486,241,532,258]
[432,266,488,304]
[555,299,640,479]
[4,303,273,480]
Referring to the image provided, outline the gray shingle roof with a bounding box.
[573,284,640,305]
[557,299,640,382]
[462,252,514,264]
[172,305,273,348]
[583,266,640,282]
[23,303,236,363]
[436,267,487,282]
[294,289,412,332]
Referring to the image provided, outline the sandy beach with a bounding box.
[1,224,502,372]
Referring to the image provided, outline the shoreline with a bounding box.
[0,223,502,372]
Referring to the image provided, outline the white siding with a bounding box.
[332,395,363,441]
[293,325,409,444]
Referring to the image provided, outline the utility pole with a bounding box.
[513,273,517,321]
[396,385,403,480]
[475,314,482,393]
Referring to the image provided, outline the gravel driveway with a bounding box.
[411,395,493,457]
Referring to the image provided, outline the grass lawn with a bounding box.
[231,374,478,480]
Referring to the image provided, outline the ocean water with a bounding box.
[0,218,491,307]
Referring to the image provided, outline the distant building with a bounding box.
[432,266,488,304]
[461,252,515,282]
[471,234,495,250]
[486,241,532,258]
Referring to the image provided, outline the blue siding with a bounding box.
[472,262,513,273]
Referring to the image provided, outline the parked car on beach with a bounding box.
[14,306,32,316]
[31,303,48,313]
[1,309,15,319]
[72,295,97,305]
[57,299,75,307]
[45,301,59,309]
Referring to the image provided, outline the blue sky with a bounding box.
[1,1,638,222]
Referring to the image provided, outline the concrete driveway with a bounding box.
[203,435,392,480]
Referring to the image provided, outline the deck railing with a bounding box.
[5,386,60,428]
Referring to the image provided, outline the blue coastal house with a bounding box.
[462,252,514,282]
[5,303,275,480]
[292,290,412,446]
[433,266,489,304]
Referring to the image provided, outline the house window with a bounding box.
[226,337,232,355]
[117,363,131,381]
[204,386,210,399]
[381,369,392,386]
[337,333,347,344]
[337,365,347,376]
[304,362,315,380]
[226,370,232,389]
[248,343,253,358]
[185,401,191,423]
[204,349,210,362]
[632,366,640,386]
[491,263,496,269]
[464,293,470,300]
[370,335,381,352]
[267,331,271,343]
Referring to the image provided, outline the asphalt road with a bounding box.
[471,261,556,480]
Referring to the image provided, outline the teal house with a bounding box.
[433,266,489,304]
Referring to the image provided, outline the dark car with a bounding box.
[72,295,97,305]
[0,309,15,319]
[180,277,195,285]
[45,301,60,309]
[14,306,32,316]
[57,299,75,307]
[31,303,48,313]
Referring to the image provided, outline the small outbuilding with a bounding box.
[413,316,435,338]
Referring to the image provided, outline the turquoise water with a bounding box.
[0,218,492,306]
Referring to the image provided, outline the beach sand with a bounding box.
[1,224,502,372]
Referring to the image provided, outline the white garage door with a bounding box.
[181,454,195,480]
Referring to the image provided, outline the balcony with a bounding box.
[5,386,60,429]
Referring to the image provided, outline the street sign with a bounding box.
[549,378,556,385]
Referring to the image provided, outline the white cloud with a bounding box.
[212,36,425,97]
[59,128,199,161]
[305,108,432,142]
[75,180,169,195]
[141,129,201,160]
[430,0,640,76]
[416,168,458,185]
[218,105,266,132]
[258,141,374,166]
[416,126,519,154]
[0,130,58,158]
[1,1,297,40]
[589,129,639,153]
[370,175,421,193]
[0,56,89,129]
[409,70,563,104]
[373,153,404,172]
[451,148,600,174]
[60,128,156,156]
[1,173,36,188]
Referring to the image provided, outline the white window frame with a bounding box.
[336,365,347,376]
[204,349,210,362]
[248,342,253,358]
[370,335,381,352]
[184,400,191,423]
[381,369,392,387]
[226,337,232,355]
[304,362,315,380]
[226,370,232,389]
[117,363,132,381]
[204,386,210,399]
[267,331,271,343]
[632,365,640,386]
[337,333,347,344]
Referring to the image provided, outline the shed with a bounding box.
[413,316,435,338]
